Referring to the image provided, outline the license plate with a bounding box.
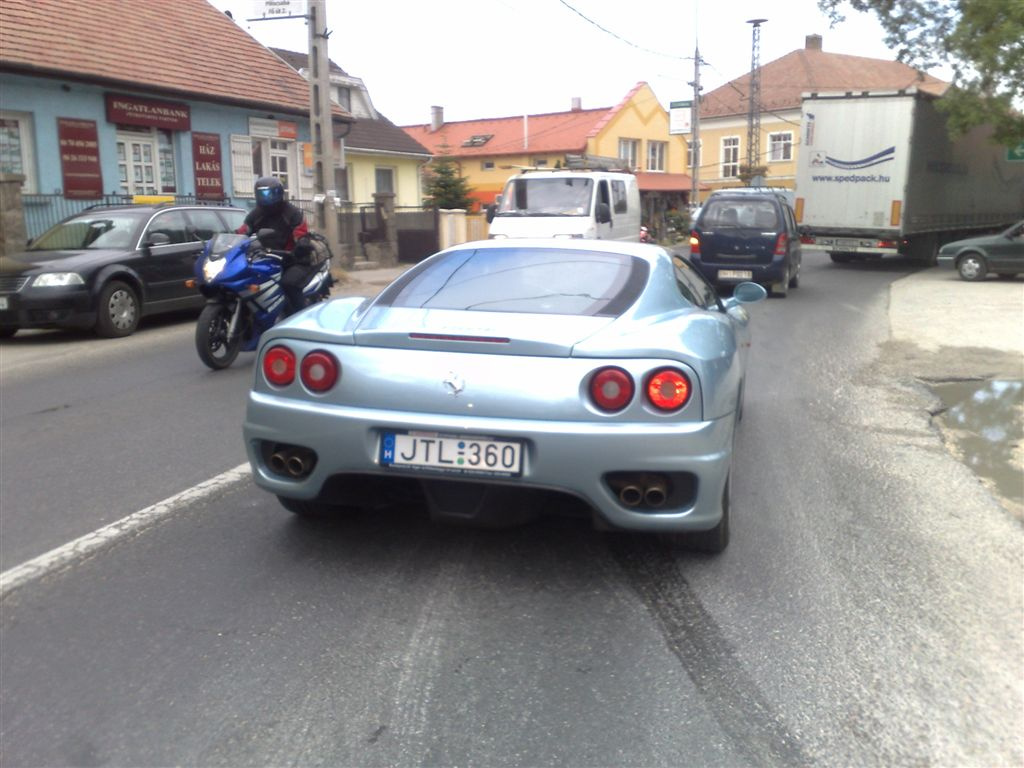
[380,432,523,476]
[0,297,8,311]
[718,269,753,280]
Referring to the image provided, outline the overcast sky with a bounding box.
[207,0,950,126]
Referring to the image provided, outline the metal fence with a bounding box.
[21,194,234,240]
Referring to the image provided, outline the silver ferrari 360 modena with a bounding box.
[242,239,766,553]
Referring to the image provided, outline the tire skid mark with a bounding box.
[608,537,807,768]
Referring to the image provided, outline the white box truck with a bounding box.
[794,89,1024,263]
[486,170,641,241]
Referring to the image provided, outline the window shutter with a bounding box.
[230,134,253,197]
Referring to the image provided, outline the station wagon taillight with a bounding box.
[589,367,634,412]
[689,231,701,255]
[774,233,788,256]
[263,345,296,387]
[646,368,691,411]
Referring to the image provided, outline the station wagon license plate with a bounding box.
[380,431,523,476]
[718,269,753,281]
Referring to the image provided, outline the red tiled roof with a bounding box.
[0,0,351,119]
[700,47,948,119]
[402,82,660,159]
[403,108,611,158]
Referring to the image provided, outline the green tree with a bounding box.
[423,147,475,210]
[819,0,1024,144]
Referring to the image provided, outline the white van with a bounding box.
[486,170,641,241]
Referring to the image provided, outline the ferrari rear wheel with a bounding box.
[662,473,731,554]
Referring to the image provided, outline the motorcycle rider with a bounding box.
[238,176,317,317]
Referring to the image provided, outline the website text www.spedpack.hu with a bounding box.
[811,173,892,183]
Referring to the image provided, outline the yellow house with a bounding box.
[403,83,703,234]
[691,34,946,200]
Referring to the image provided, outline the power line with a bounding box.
[556,0,693,60]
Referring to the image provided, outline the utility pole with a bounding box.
[307,0,340,258]
[688,44,702,207]
[745,18,767,186]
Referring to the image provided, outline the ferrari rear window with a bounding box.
[381,247,647,316]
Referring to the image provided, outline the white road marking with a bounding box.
[0,463,251,598]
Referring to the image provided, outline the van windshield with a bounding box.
[495,177,593,217]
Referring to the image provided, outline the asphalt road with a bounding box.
[1,251,1020,767]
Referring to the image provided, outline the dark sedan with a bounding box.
[937,220,1024,281]
[0,203,246,337]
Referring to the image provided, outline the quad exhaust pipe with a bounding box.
[615,474,669,509]
[268,444,317,479]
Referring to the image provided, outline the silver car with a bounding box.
[243,239,766,553]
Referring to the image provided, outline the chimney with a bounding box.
[430,106,443,132]
[805,34,822,51]
[571,97,582,112]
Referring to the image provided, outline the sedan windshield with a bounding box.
[29,212,141,250]
[383,247,646,316]
[496,178,593,217]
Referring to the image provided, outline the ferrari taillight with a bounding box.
[774,233,788,256]
[646,368,691,411]
[689,231,701,255]
[589,367,634,412]
[263,345,296,387]
[300,350,339,392]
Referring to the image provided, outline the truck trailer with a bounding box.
[794,89,1024,264]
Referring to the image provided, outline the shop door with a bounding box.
[117,137,158,196]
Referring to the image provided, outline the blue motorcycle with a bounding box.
[193,230,332,370]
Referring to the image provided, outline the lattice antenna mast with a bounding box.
[746,18,767,183]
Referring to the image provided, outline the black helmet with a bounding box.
[254,176,284,209]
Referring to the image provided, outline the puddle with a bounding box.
[930,379,1024,504]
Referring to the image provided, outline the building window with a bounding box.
[0,111,37,193]
[769,131,793,162]
[532,158,548,168]
[647,141,667,172]
[481,160,495,171]
[335,167,349,202]
[116,127,176,196]
[686,139,702,170]
[231,135,298,198]
[721,136,740,178]
[333,86,351,111]
[270,139,290,191]
[375,166,395,195]
[618,138,639,170]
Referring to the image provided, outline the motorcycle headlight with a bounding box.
[33,272,85,287]
[202,257,227,282]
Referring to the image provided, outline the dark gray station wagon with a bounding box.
[688,191,802,297]
[0,202,246,338]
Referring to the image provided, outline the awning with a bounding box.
[635,172,710,192]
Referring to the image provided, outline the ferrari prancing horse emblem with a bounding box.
[443,372,465,396]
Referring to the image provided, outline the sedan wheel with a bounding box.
[957,253,988,282]
[95,280,140,337]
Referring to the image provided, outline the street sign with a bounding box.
[249,0,307,19]
[1008,142,1024,162]
[669,100,692,135]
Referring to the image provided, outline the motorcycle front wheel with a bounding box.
[196,302,243,370]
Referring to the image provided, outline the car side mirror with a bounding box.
[596,202,612,224]
[485,204,496,224]
[146,232,171,247]
[722,281,767,311]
